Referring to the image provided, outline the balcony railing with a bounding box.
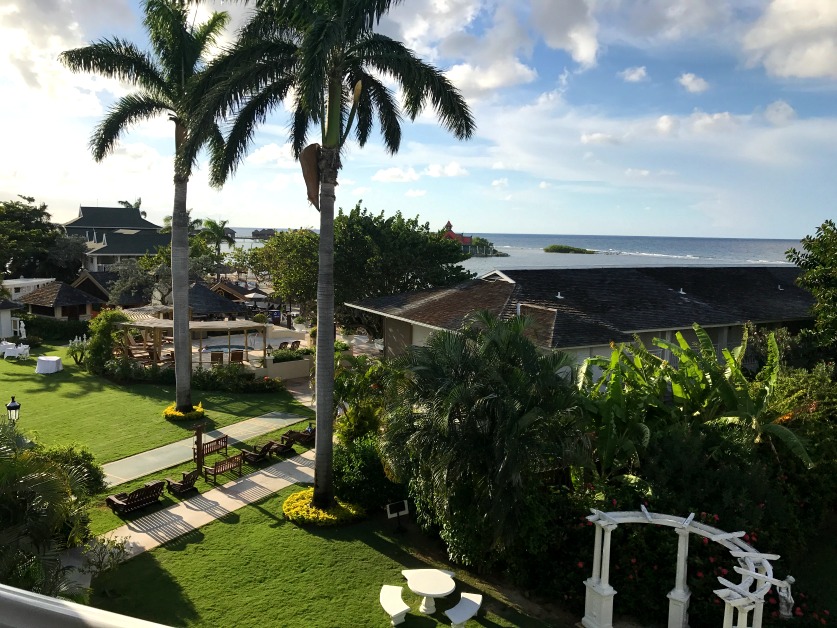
[0,583,170,628]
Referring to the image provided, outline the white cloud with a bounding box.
[619,66,648,82]
[371,167,420,182]
[446,59,537,94]
[602,0,731,42]
[247,143,297,168]
[423,162,469,177]
[492,161,506,170]
[539,181,551,189]
[690,111,740,133]
[678,72,709,93]
[764,100,797,126]
[492,178,509,188]
[656,115,680,136]
[405,189,427,197]
[581,132,621,145]
[625,168,650,177]
[530,0,599,68]
[743,0,837,79]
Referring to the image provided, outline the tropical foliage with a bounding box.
[788,219,837,349]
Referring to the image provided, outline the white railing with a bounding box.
[0,583,170,628]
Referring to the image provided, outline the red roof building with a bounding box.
[442,221,472,246]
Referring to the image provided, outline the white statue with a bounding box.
[18,321,26,340]
[778,575,795,619]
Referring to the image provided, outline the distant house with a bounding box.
[441,221,473,246]
[0,299,23,338]
[346,266,813,362]
[1,278,56,300]
[211,279,249,303]
[72,270,147,308]
[251,228,276,240]
[62,206,168,272]
[18,281,104,322]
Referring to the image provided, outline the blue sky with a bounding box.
[1,0,836,238]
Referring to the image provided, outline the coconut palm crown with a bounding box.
[60,0,230,412]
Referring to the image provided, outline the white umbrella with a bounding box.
[244,292,267,300]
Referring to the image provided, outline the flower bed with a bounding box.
[282,487,365,526]
[163,401,206,422]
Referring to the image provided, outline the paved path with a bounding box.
[66,450,316,590]
[103,411,308,486]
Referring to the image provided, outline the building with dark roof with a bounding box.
[18,281,104,321]
[72,270,147,307]
[62,206,168,272]
[346,266,813,361]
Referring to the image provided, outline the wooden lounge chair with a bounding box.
[283,426,315,446]
[278,341,289,350]
[290,340,301,350]
[106,481,165,514]
[210,351,224,366]
[241,441,276,464]
[273,437,296,456]
[230,350,244,364]
[166,469,200,496]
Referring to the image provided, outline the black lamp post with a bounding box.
[6,396,20,424]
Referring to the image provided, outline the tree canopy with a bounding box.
[0,196,86,281]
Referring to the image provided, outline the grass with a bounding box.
[88,422,313,536]
[90,487,559,628]
[0,344,312,463]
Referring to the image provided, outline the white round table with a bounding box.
[405,570,455,614]
[35,356,63,374]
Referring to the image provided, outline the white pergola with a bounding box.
[119,318,268,364]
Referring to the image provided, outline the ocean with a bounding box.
[228,228,802,273]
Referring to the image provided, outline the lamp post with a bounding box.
[6,396,21,424]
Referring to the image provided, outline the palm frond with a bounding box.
[90,93,171,161]
[60,39,168,97]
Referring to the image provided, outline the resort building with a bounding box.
[17,281,104,322]
[346,266,813,363]
[62,206,169,272]
[1,277,56,300]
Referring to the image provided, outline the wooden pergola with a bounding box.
[119,318,268,365]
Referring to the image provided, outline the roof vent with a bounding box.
[556,292,564,299]
[778,284,784,291]
[678,288,686,295]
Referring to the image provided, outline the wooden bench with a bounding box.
[444,592,482,628]
[379,585,410,626]
[203,453,243,482]
[166,469,200,496]
[106,481,165,514]
[193,434,228,462]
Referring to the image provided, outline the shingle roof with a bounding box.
[72,271,146,306]
[87,232,170,256]
[348,266,813,349]
[19,282,104,307]
[189,283,250,315]
[64,206,161,231]
[0,299,23,311]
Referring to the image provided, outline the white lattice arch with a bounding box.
[582,507,782,628]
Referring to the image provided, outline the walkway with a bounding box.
[66,450,316,590]
[102,412,307,486]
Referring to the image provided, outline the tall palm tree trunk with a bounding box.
[312,146,340,508]
[172,124,193,412]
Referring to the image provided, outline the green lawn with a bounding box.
[91,487,560,628]
[88,422,313,536]
[1,344,312,463]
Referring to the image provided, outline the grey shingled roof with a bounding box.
[189,283,250,315]
[87,232,170,256]
[0,299,23,311]
[348,266,813,349]
[64,206,161,232]
[19,282,104,307]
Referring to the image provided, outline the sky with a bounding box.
[2,0,837,239]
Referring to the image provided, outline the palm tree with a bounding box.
[117,197,146,218]
[190,0,475,507]
[159,212,204,235]
[382,312,579,568]
[200,218,236,280]
[60,0,228,412]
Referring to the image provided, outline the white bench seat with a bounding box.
[444,592,482,627]
[379,585,410,626]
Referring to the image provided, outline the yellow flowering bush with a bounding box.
[282,488,365,526]
[163,401,206,422]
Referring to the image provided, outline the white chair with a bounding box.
[379,585,410,626]
[17,345,29,359]
[444,592,482,628]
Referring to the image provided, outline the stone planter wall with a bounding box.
[265,356,313,380]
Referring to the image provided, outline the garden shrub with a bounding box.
[271,348,310,363]
[191,363,283,393]
[251,313,268,324]
[86,310,129,375]
[22,334,42,348]
[103,356,148,383]
[333,433,405,510]
[334,339,349,352]
[20,315,88,342]
[282,487,365,526]
[38,444,107,496]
